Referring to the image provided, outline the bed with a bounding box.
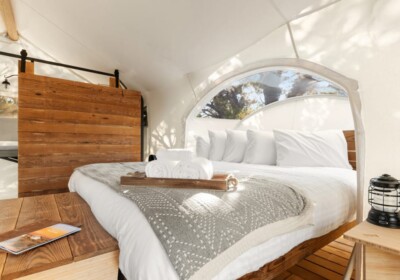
[68,129,357,279]
[0,141,18,158]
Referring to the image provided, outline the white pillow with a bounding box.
[208,130,227,161]
[222,130,247,162]
[244,130,276,165]
[195,136,210,159]
[274,130,352,169]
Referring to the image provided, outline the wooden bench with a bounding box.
[0,193,119,280]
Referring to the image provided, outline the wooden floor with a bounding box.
[273,237,355,280]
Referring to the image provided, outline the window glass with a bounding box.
[197,70,347,119]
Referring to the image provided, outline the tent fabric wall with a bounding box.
[0,118,17,140]
[185,96,354,150]
[1,0,399,214]
[237,96,354,131]
[146,0,400,216]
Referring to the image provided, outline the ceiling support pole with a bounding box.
[0,0,19,41]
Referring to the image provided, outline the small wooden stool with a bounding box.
[344,221,400,279]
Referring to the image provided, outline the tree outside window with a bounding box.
[197,70,346,119]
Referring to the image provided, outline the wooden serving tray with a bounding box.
[120,173,236,191]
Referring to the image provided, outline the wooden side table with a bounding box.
[344,221,400,280]
[0,193,119,280]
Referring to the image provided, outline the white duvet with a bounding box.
[68,162,356,280]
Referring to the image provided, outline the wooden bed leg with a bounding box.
[344,243,365,280]
[118,268,126,280]
[344,244,357,280]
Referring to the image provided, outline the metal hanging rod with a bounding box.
[0,49,125,89]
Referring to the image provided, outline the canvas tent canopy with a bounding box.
[0,0,399,215]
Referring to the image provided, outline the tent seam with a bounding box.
[286,23,299,59]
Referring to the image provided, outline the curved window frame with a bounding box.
[188,66,349,120]
[184,58,365,227]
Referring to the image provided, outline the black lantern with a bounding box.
[2,74,18,89]
[367,174,400,228]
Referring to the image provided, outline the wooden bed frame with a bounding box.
[238,130,357,279]
[239,221,356,279]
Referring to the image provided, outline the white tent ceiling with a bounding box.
[2,0,400,211]
[1,0,400,226]
[1,0,337,91]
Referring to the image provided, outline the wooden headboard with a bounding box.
[18,64,142,197]
[343,130,356,170]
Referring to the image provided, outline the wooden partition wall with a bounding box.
[18,63,141,197]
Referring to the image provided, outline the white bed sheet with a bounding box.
[0,141,18,150]
[68,162,356,280]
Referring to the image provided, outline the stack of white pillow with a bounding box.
[195,129,352,169]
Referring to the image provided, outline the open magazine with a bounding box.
[0,223,81,255]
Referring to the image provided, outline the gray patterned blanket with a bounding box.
[76,162,312,280]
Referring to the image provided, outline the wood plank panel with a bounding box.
[19,120,139,136]
[274,238,355,280]
[287,266,325,280]
[348,151,356,161]
[18,177,71,194]
[297,259,342,280]
[18,72,142,196]
[344,221,400,256]
[19,74,140,107]
[14,196,60,229]
[18,189,70,198]
[17,250,119,280]
[55,193,118,261]
[0,199,23,234]
[286,275,304,280]
[343,130,355,141]
[335,237,356,247]
[19,152,139,168]
[330,241,353,253]
[19,143,140,156]
[19,132,140,145]
[0,199,23,278]
[2,196,73,280]
[346,141,355,151]
[313,250,349,267]
[18,166,75,180]
[19,108,140,127]
[305,255,346,275]
[18,97,141,117]
[239,221,356,280]
[343,130,356,170]
[365,247,400,279]
[18,89,140,117]
[321,245,352,259]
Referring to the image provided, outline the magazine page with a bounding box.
[0,223,80,255]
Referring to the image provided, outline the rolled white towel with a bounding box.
[156,149,194,161]
[171,158,213,180]
[145,160,179,178]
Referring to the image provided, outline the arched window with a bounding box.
[196,69,347,120]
